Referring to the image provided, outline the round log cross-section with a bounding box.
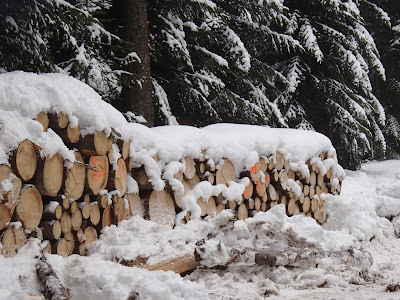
[87,156,109,195]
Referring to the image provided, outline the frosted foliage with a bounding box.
[161,14,193,68]
[300,22,323,63]
[286,59,302,93]
[223,27,251,72]
[152,80,178,126]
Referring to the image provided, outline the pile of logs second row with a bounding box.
[0,112,343,258]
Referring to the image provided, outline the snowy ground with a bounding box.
[1,159,400,299]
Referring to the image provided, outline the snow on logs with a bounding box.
[0,112,344,258]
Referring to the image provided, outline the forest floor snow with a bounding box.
[2,160,400,299]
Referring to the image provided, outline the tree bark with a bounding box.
[113,0,153,126]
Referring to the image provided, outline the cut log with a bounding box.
[302,196,311,213]
[207,172,215,184]
[206,197,217,217]
[41,220,62,241]
[77,130,112,156]
[243,180,253,200]
[274,152,285,170]
[146,190,175,227]
[255,197,261,211]
[303,185,310,197]
[117,139,130,160]
[64,151,86,200]
[89,202,101,226]
[0,165,22,230]
[64,232,75,255]
[259,157,268,173]
[216,159,235,185]
[174,180,190,208]
[237,203,248,220]
[84,226,97,246]
[52,238,69,257]
[96,194,110,209]
[1,223,26,257]
[311,198,319,212]
[184,157,196,180]
[216,203,225,214]
[197,198,207,217]
[247,198,255,210]
[67,123,80,143]
[79,201,91,220]
[288,198,296,216]
[60,212,72,235]
[48,112,69,130]
[41,240,52,254]
[42,202,62,220]
[249,162,261,182]
[69,200,78,215]
[188,173,201,189]
[11,139,38,182]
[268,185,278,201]
[86,155,109,195]
[34,112,49,131]
[126,193,144,218]
[101,205,112,228]
[310,171,317,186]
[71,209,82,231]
[280,194,287,205]
[14,185,43,231]
[113,196,127,224]
[34,153,64,197]
[255,177,266,197]
[227,200,237,210]
[131,167,152,191]
[36,256,70,299]
[261,201,267,212]
[107,158,127,196]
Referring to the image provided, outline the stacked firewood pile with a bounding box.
[0,112,343,258]
[0,112,137,258]
[135,151,342,229]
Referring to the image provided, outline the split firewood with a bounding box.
[14,184,43,231]
[64,151,86,200]
[10,139,38,182]
[0,223,26,257]
[0,165,22,230]
[77,130,112,156]
[126,193,144,218]
[86,155,109,195]
[34,153,64,197]
[36,255,70,299]
[41,220,62,241]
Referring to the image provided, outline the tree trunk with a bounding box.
[112,0,153,126]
